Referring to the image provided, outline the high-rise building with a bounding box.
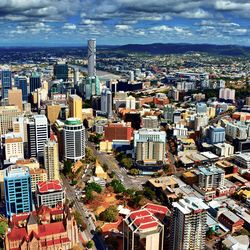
[163,104,175,123]
[4,133,24,161]
[196,102,207,115]
[208,126,226,144]
[170,197,209,250]
[36,180,65,208]
[219,88,235,101]
[17,76,28,101]
[69,94,83,121]
[8,87,23,112]
[29,168,47,192]
[136,140,165,162]
[44,136,60,181]
[27,115,48,159]
[0,105,21,135]
[29,72,41,93]
[46,103,61,124]
[125,95,136,110]
[101,87,113,118]
[246,96,250,106]
[198,165,225,191]
[64,118,85,162]
[1,69,12,100]
[84,76,101,100]
[4,165,32,217]
[88,39,96,77]
[123,208,165,250]
[54,61,68,81]
[142,116,159,129]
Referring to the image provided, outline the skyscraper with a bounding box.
[54,62,68,81]
[101,87,113,118]
[84,76,101,100]
[17,76,28,101]
[64,118,85,162]
[69,94,83,121]
[4,165,32,217]
[27,115,48,159]
[170,197,208,250]
[87,39,96,77]
[1,69,12,100]
[44,136,60,181]
[29,72,41,93]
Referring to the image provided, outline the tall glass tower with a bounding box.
[1,70,12,100]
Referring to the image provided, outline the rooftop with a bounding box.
[65,117,82,125]
[37,180,63,193]
[5,165,30,178]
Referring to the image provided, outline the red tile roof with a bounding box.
[143,203,169,216]
[38,221,66,237]
[127,209,160,231]
[8,228,27,241]
[37,180,62,193]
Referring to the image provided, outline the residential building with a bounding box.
[198,166,225,191]
[8,87,23,112]
[64,118,85,161]
[88,39,96,77]
[123,209,165,250]
[136,140,165,162]
[234,153,250,169]
[125,95,136,110]
[170,197,208,250]
[69,94,83,121]
[173,124,188,138]
[4,165,32,217]
[1,69,12,100]
[36,180,65,208]
[4,133,24,161]
[213,143,234,157]
[208,126,226,144]
[44,136,60,181]
[196,102,207,115]
[0,105,21,135]
[4,205,79,250]
[219,88,235,101]
[104,122,133,141]
[225,122,249,140]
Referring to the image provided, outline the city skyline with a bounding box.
[1,0,250,46]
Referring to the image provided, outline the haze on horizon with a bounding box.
[1,0,250,46]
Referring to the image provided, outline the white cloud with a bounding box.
[63,23,77,30]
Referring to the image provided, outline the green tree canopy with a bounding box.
[99,205,118,222]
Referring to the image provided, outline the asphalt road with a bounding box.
[61,175,106,250]
[87,141,148,190]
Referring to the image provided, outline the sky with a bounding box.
[1,0,250,46]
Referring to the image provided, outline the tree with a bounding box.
[73,211,87,230]
[86,182,102,193]
[121,157,133,169]
[63,160,72,174]
[102,164,109,172]
[143,187,156,200]
[0,219,8,238]
[86,240,94,249]
[129,168,139,176]
[110,179,125,193]
[99,205,118,222]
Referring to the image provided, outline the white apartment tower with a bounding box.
[87,39,96,77]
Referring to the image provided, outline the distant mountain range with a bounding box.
[112,43,250,57]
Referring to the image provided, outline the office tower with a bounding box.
[46,103,61,124]
[196,102,207,115]
[125,95,136,110]
[194,115,208,131]
[219,88,235,101]
[74,69,79,85]
[17,76,28,101]
[54,61,68,81]
[136,140,165,162]
[134,128,166,148]
[101,87,113,118]
[69,94,83,121]
[13,116,28,143]
[198,166,225,191]
[123,208,165,250]
[1,69,12,100]
[129,70,134,82]
[84,76,101,100]
[29,72,41,93]
[142,116,159,129]
[8,87,23,112]
[27,115,48,159]
[4,165,32,217]
[64,118,85,162]
[29,168,47,192]
[88,39,96,77]
[44,136,60,181]
[104,122,133,141]
[36,180,65,208]
[208,126,225,144]
[0,106,21,135]
[163,104,175,123]
[170,197,209,250]
[4,133,24,161]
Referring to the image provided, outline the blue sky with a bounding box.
[1,0,250,46]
